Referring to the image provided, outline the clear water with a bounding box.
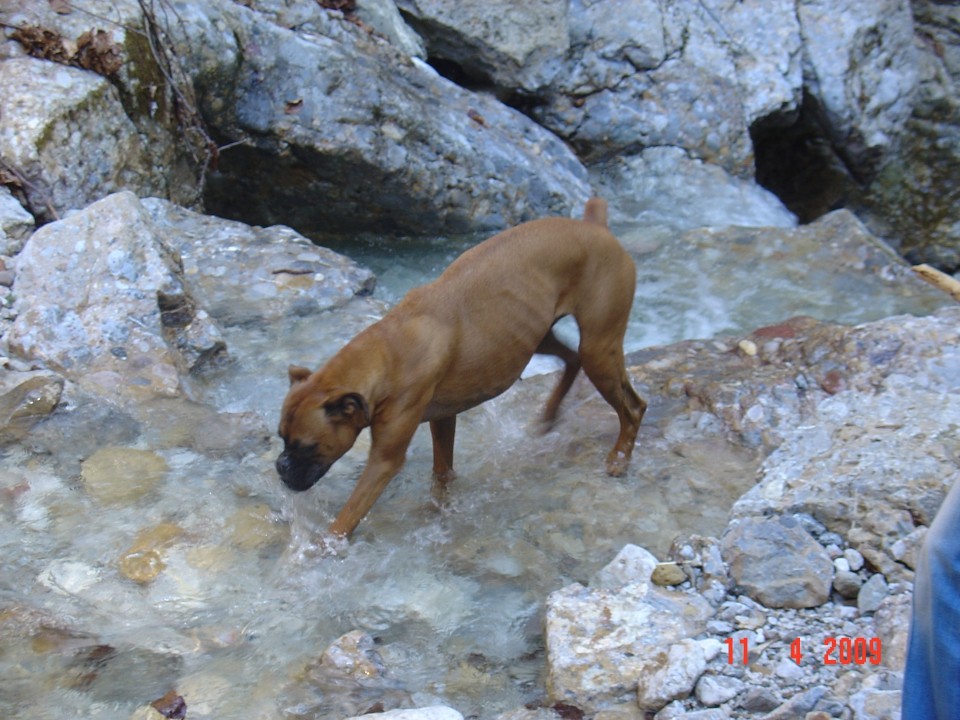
[0,218,949,719]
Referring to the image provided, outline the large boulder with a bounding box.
[169,0,590,235]
[140,198,375,326]
[797,0,919,179]
[0,57,166,222]
[861,0,960,269]
[544,578,713,712]
[7,192,227,401]
[721,516,834,609]
[0,1,200,219]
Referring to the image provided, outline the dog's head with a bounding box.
[276,365,370,492]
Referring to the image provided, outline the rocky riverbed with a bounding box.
[0,187,957,720]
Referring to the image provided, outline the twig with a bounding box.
[913,263,960,303]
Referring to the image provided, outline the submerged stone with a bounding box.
[80,446,168,504]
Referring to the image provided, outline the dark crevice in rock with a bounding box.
[751,93,865,224]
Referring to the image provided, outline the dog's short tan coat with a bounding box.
[277,198,645,538]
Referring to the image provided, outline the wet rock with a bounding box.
[37,559,100,596]
[63,644,183,704]
[0,370,63,443]
[8,192,228,400]
[149,689,187,719]
[80,446,168,504]
[544,580,714,712]
[636,638,720,712]
[284,629,414,718]
[18,388,141,474]
[592,147,797,232]
[320,630,386,680]
[227,503,289,550]
[134,397,271,458]
[141,197,375,326]
[117,522,185,584]
[721,516,834,609]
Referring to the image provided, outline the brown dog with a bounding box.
[277,198,645,538]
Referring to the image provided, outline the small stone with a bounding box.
[858,574,889,615]
[227,503,289,550]
[652,562,688,587]
[833,557,850,573]
[695,674,744,706]
[844,548,865,572]
[774,656,804,680]
[117,522,185,583]
[833,569,863,599]
[738,339,758,356]
[738,687,780,712]
[320,630,386,680]
[118,550,166,584]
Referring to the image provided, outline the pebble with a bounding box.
[652,562,688,586]
[844,548,865,572]
[833,569,863,599]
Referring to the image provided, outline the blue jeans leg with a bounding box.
[902,478,960,719]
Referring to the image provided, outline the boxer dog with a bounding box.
[276,198,645,538]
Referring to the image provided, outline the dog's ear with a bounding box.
[324,391,371,428]
[288,365,312,386]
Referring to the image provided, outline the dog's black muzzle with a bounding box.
[276,448,330,492]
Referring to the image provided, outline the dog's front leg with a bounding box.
[328,412,421,538]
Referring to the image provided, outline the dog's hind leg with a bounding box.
[575,280,645,476]
[429,416,457,504]
[536,328,581,427]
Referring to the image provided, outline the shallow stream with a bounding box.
[0,216,949,718]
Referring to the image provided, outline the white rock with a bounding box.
[593,544,659,590]
[343,707,463,720]
[636,638,710,711]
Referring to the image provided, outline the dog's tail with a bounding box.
[583,197,608,227]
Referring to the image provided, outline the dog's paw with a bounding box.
[605,450,630,477]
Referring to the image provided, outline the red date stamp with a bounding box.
[724,637,882,665]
